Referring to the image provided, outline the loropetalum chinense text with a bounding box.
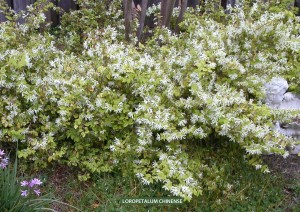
[0,1,299,201]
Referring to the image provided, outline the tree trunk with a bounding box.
[175,0,188,33]
[161,0,176,28]
[137,0,148,42]
[124,0,133,41]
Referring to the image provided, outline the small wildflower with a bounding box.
[0,149,9,169]
[0,149,5,156]
[29,178,42,187]
[255,164,262,170]
[21,180,29,187]
[20,178,43,197]
[34,189,41,196]
[0,157,8,169]
[21,190,28,197]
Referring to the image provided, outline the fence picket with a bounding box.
[0,0,12,22]
[59,0,77,12]
[13,0,34,12]
[0,8,5,22]
[13,0,35,23]
[0,0,299,25]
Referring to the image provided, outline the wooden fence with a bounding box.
[0,0,77,24]
[0,0,299,25]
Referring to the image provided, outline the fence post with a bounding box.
[221,0,227,9]
[228,0,236,7]
[187,0,200,8]
[42,0,59,26]
[13,0,35,23]
[58,0,77,12]
[0,0,12,22]
[58,0,77,23]
[296,0,300,15]
[36,0,58,31]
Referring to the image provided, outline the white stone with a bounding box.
[265,77,300,154]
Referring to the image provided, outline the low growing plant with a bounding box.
[0,149,76,211]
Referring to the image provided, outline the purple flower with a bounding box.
[21,190,28,197]
[21,180,29,187]
[0,157,8,169]
[0,149,5,156]
[0,149,8,169]
[29,178,42,187]
[34,189,41,196]
[20,178,43,197]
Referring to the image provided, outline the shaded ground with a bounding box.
[46,166,83,211]
[45,155,300,211]
[263,155,300,180]
[263,155,300,211]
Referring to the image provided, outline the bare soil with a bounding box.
[47,156,300,211]
[262,154,300,211]
[263,155,300,180]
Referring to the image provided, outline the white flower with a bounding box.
[282,151,289,159]
[136,173,144,178]
[170,186,180,196]
[110,145,115,152]
[159,153,168,161]
[255,164,262,170]
[178,119,187,127]
[141,178,150,185]
[84,114,94,121]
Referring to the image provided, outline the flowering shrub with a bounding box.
[0,1,299,201]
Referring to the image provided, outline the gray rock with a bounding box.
[265,77,300,154]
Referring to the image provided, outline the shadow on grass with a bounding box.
[40,139,297,211]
